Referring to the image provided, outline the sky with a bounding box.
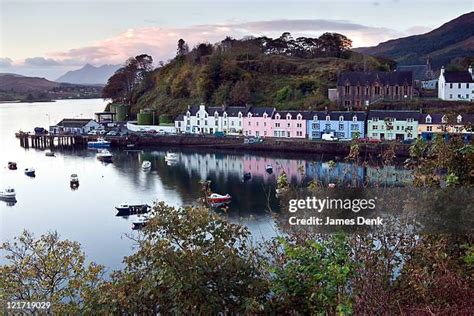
[0,0,472,80]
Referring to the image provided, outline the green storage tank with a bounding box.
[109,103,117,114]
[115,104,128,121]
[137,111,154,125]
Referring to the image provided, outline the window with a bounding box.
[353,116,357,122]
[351,124,359,131]
[186,119,190,125]
[256,122,259,126]
[427,126,432,132]
[215,119,218,125]
[197,120,200,126]
[313,115,318,121]
[403,86,408,96]
[238,113,242,118]
[344,100,351,106]
[297,114,302,120]
[339,123,344,130]
[287,123,291,128]
[365,87,369,95]
[395,86,399,95]
[450,94,453,99]
[467,83,470,89]
[373,125,378,130]
[326,115,330,121]
[231,121,234,126]
[386,87,389,95]
[238,121,241,127]
[356,86,360,95]
[286,114,291,120]
[457,116,462,124]
[325,123,331,131]
[197,113,200,118]
[248,121,251,126]
[275,114,280,119]
[186,112,190,118]
[312,123,319,129]
[442,116,447,123]
[275,123,280,128]
[467,94,470,99]
[264,131,267,136]
[458,83,461,89]
[264,122,266,127]
[224,121,227,126]
[345,85,350,95]
[339,116,344,121]
[425,116,431,123]
[375,86,380,95]
[297,123,302,128]
[205,121,208,126]
[458,94,461,98]
[407,118,414,122]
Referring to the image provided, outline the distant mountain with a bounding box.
[56,64,121,85]
[355,12,474,68]
[0,73,102,102]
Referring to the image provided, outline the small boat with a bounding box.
[141,161,151,170]
[266,164,273,174]
[87,138,111,148]
[207,193,232,204]
[24,168,35,177]
[45,151,55,157]
[7,162,17,170]
[0,187,16,199]
[97,149,113,163]
[242,172,252,182]
[132,217,149,230]
[115,203,151,216]
[164,152,178,161]
[70,174,79,184]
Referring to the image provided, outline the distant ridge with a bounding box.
[355,12,474,67]
[56,64,121,85]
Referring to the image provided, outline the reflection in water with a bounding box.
[0,99,413,270]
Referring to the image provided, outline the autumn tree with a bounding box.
[0,230,105,314]
[229,80,251,106]
[176,38,189,57]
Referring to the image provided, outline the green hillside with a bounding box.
[105,34,393,118]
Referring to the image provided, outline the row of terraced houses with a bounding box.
[175,104,473,141]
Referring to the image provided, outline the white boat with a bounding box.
[141,161,151,170]
[164,152,178,161]
[207,193,232,204]
[24,168,35,177]
[70,174,79,183]
[0,187,16,199]
[265,164,273,174]
[45,151,55,157]
[115,203,151,214]
[87,138,111,148]
[96,149,113,163]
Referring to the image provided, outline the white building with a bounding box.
[175,104,248,135]
[49,119,101,134]
[438,66,474,101]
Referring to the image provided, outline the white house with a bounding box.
[438,66,474,101]
[49,119,101,134]
[175,104,248,135]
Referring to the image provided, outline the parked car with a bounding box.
[215,131,225,138]
[157,130,166,135]
[147,129,157,134]
[87,130,98,135]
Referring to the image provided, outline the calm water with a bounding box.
[0,99,411,270]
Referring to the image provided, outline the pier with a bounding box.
[18,133,86,149]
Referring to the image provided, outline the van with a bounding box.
[322,133,338,141]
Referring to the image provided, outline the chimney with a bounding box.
[469,65,473,78]
[440,65,445,77]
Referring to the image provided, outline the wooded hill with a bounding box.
[103,33,394,118]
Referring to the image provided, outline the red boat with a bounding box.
[207,193,232,204]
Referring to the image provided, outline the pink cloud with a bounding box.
[42,19,405,66]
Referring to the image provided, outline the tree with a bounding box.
[319,32,352,57]
[95,203,268,314]
[177,38,189,57]
[229,80,251,106]
[0,230,105,314]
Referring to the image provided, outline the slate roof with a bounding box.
[186,105,249,117]
[248,107,275,117]
[337,71,413,86]
[420,113,474,124]
[56,119,96,128]
[443,71,474,83]
[368,110,420,120]
[225,106,249,116]
[303,111,366,121]
[176,114,184,121]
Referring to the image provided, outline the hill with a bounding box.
[114,34,393,118]
[0,73,102,102]
[355,12,474,68]
[56,64,121,85]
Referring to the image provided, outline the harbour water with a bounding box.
[0,99,411,270]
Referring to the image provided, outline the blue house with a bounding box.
[306,111,366,140]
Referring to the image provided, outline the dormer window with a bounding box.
[339,115,344,122]
[247,112,252,118]
[313,115,318,121]
[352,116,357,122]
[186,112,190,117]
[297,114,302,120]
[223,113,227,118]
[263,113,268,119]
[197,113,200,118]
[238,112,242,118]
[425,115,432,124]
[286,113,292,120]
[326,115,330,121]
[457,115,462,124]
[275,114,281,120]
[214,112,218,118]
[442,115,447,124]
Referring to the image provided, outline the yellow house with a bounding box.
[418,114,473,141]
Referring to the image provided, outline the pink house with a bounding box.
[243,155,306,184]
[243,107,275,138]
[272,111,307,138]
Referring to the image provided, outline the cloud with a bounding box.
[0,57,13,68]
[42,19,405,66]
[404,26,433,35]
[24,57,61,67]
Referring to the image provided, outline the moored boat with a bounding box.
[266,164,273,174]
[0,187,16,199]
[207,193,232,204]
[70,174,79,184]
[96,149,113,163]
[242,172,252,182]
[7,162,17,170]
[141,161,151,170]
[24,168,35,177]
[45,151,56,157]
[164,152,178,161]
[115,203,151,216]
[132,217,149,230]
[87,138,111,148]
